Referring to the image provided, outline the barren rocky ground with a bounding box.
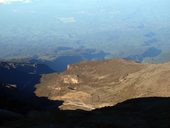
[35,58,170,110]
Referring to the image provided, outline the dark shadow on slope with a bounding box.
[0,62,63,121]
[0,63,40,93]
[58,97,170,128]
[0,84,63,111]
[1,97,170,128]
[0,61,55,92]
[0,83,63,124]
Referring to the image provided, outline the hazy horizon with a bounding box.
[0,0,170,62]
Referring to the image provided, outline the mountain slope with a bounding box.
[35,58,170,110]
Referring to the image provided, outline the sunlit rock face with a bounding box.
[63,75,79,84]
[35,58,170,110]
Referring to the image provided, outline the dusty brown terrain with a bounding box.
[35,58,170,110]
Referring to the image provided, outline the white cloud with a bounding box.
[13,9,36,14]
[57,17,76,24]
[0,0,32,4]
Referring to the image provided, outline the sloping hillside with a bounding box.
[36,58,170,110]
